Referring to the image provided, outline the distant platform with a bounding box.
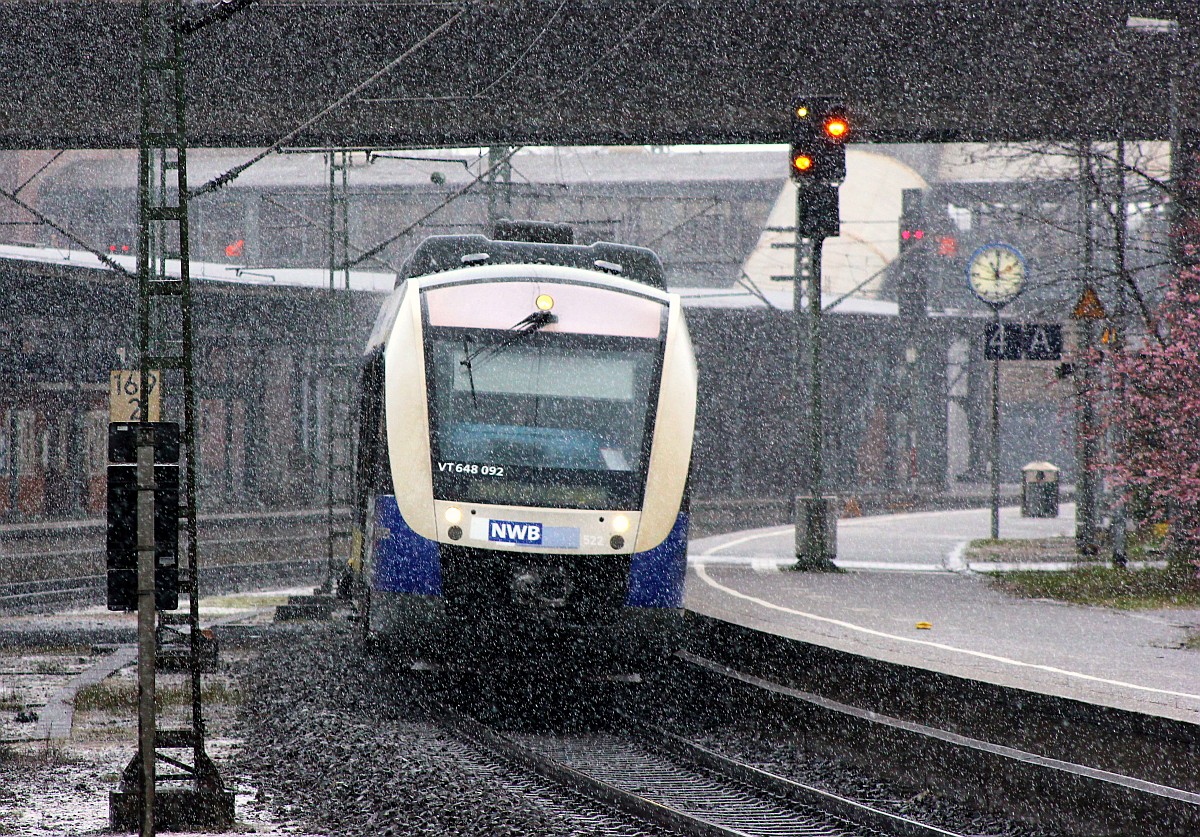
[686,505,1200,725]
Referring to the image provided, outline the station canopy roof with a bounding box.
[0,0,1193,150]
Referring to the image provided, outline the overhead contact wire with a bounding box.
[260,194,399,273]
[473,0,568,98]
[13,150,65,196]
[189,3,470,200]
[0,186,136,279]
[352,1,671,265]
[343,144,524,269]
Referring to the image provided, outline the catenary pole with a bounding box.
[135,4,156,833]
[1076,145,1100,556]
[990,306,1001,541]
[1111,138,1129,568]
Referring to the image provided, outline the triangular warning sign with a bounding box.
[1072,287,1106,320]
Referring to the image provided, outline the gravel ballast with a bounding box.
[235,622,668,836]
[237,619,1059,836]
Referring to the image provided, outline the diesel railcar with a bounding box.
[349,223,697,671]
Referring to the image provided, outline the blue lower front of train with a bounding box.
[368,495,687,669]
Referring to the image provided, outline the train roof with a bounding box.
[400,228,666,291]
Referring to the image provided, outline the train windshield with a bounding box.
[425,327,663,509]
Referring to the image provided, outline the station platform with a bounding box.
[685,503,1200,725]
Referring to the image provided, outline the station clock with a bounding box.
[967,243,1026,307]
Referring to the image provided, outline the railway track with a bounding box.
[0,558,325,614]
[433,698,958,837]
[0,574,101,613]
[672,642,1200,837]
[0,508,342,614]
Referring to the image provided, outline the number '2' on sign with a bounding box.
[109,369,162,422]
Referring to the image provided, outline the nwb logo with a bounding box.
[489,520,543,545]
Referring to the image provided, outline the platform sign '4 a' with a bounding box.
[984,323,1062,361]
[109,369,161,422]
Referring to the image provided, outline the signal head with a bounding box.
[789,96,850,185]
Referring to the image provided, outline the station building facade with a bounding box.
[1,145,1152,526]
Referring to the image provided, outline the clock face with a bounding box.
[967,244,1026,306]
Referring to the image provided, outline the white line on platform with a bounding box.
[687,554,791,566]
[688,555,949,573]
[694,526,789,555]
[835,561,947,573]
[968,560,1168,573]
[692,511,1015,557]
[693,552,1200,704]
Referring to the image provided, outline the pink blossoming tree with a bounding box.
[1106,272,1200,570]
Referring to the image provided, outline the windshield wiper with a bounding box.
[459,335,478,407]
[458,310,556,409]
[460,310,557,369]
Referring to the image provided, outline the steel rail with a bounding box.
[676,648,1200,837]
[434,703,732,837]
[433,701,898,837]
[0,508,344,614]
[617,713,963,837]
[0,556,325,615]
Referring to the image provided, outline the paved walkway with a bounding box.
[686,504,1200,724]
[698,502,1078,572]
[2,589,295,743]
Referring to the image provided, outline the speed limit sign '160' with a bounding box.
[109,369,162,422]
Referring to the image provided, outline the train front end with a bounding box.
[357,235,696,672]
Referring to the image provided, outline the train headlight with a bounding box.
[535,294,554,311]
[445,507,462,525]
[612,514,630,534]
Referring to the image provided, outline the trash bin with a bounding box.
[1021,462,1060,518]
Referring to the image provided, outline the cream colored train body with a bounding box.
[351,229,697,669]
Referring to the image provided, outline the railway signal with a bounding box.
[898,188,927,253]
[899,227,924,248]
[789,97,851,186]
[896,189,934,490]
[106,422,180,612]
[789,96,851,570]
[796,187,840,238]
[897,189,928,322]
